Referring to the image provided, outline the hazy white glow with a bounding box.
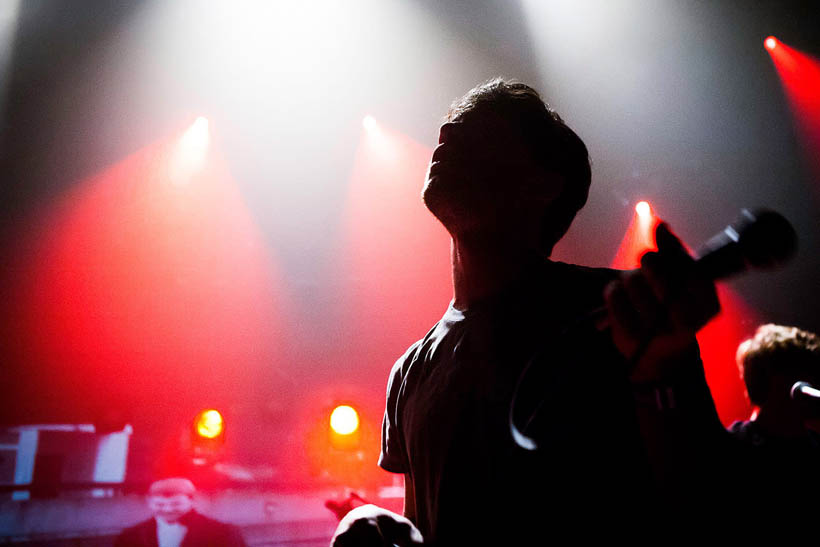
[136,0,440,206]
[635,200,651,218]
[361,116,403,168]
[363,115,378,133]
[170,116,210,185]
[636,200,655,249]
[330,405,359,436]
[517,0,700,172]
[188,116,210,142]
[764,36,777,51]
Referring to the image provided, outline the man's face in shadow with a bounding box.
[422,109,564,242]
[148,494,194,523]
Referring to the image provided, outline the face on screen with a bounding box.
[148,494,194,523]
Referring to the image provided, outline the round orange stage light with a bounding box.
[764,36,777,51]
[195,409,224,439]
[330,405,359,435]
[635,201,651,218]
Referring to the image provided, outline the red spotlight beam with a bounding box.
[11,119,289,425]
[611,202,660,270]
[766,37,820,189]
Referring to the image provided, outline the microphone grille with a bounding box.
[735,209,797,268]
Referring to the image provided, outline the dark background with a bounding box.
[1,0,818,485]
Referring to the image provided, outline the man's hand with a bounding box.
[325,491,368,521]
[331,504,424,547]
[605,222,720,383]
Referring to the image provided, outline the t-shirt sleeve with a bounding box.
[630,342,728,497]
[378,357,409,474]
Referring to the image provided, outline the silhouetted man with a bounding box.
[725,324,820,523]
[334,79,722,546]
[732,324,820,440]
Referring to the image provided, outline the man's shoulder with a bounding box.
[387,338,426,389]
[182,510,235,529]
[116,513,244,547]
[388,310,453,377]
[182,511,246,544]
[115,518,155,546]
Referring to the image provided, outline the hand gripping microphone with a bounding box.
[585,208,797,330]
[511,208,798,451]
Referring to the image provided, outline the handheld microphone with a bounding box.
[512,209,798,451]
[588,208,797,329]
[790,381,820,418]
[693,208,797,281]
[791,381,820,400]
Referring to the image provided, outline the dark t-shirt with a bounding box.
[380,261,669,545]
[724,419,820,523]
[114,511,246,547]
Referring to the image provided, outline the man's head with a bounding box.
[147,478,196,523]
[422,78,590,255]
[737,324,820,408]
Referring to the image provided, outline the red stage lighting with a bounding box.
[767,37,820,193]
[611,202,659,270]
[9,118,287,434]
[764,36,777,51]
[330,405,359,435]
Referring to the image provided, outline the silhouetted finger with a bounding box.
[623,269,663,330]
[605,279,644,358]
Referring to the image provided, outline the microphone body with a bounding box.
[791,381,820,418]
[590,208,797,330]
[693,208,797,281]
[512,208,797,451]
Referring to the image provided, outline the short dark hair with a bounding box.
[148,477,196,498]
[737,324,820,405]
[445,78,591,248]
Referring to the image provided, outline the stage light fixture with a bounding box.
[194,408,224,439]
[635,201,651,218]
[171,116,211,185]
[764,36,777,51]
[330,405,359,436]
[362,115,378,133]
[184,116,210,154]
